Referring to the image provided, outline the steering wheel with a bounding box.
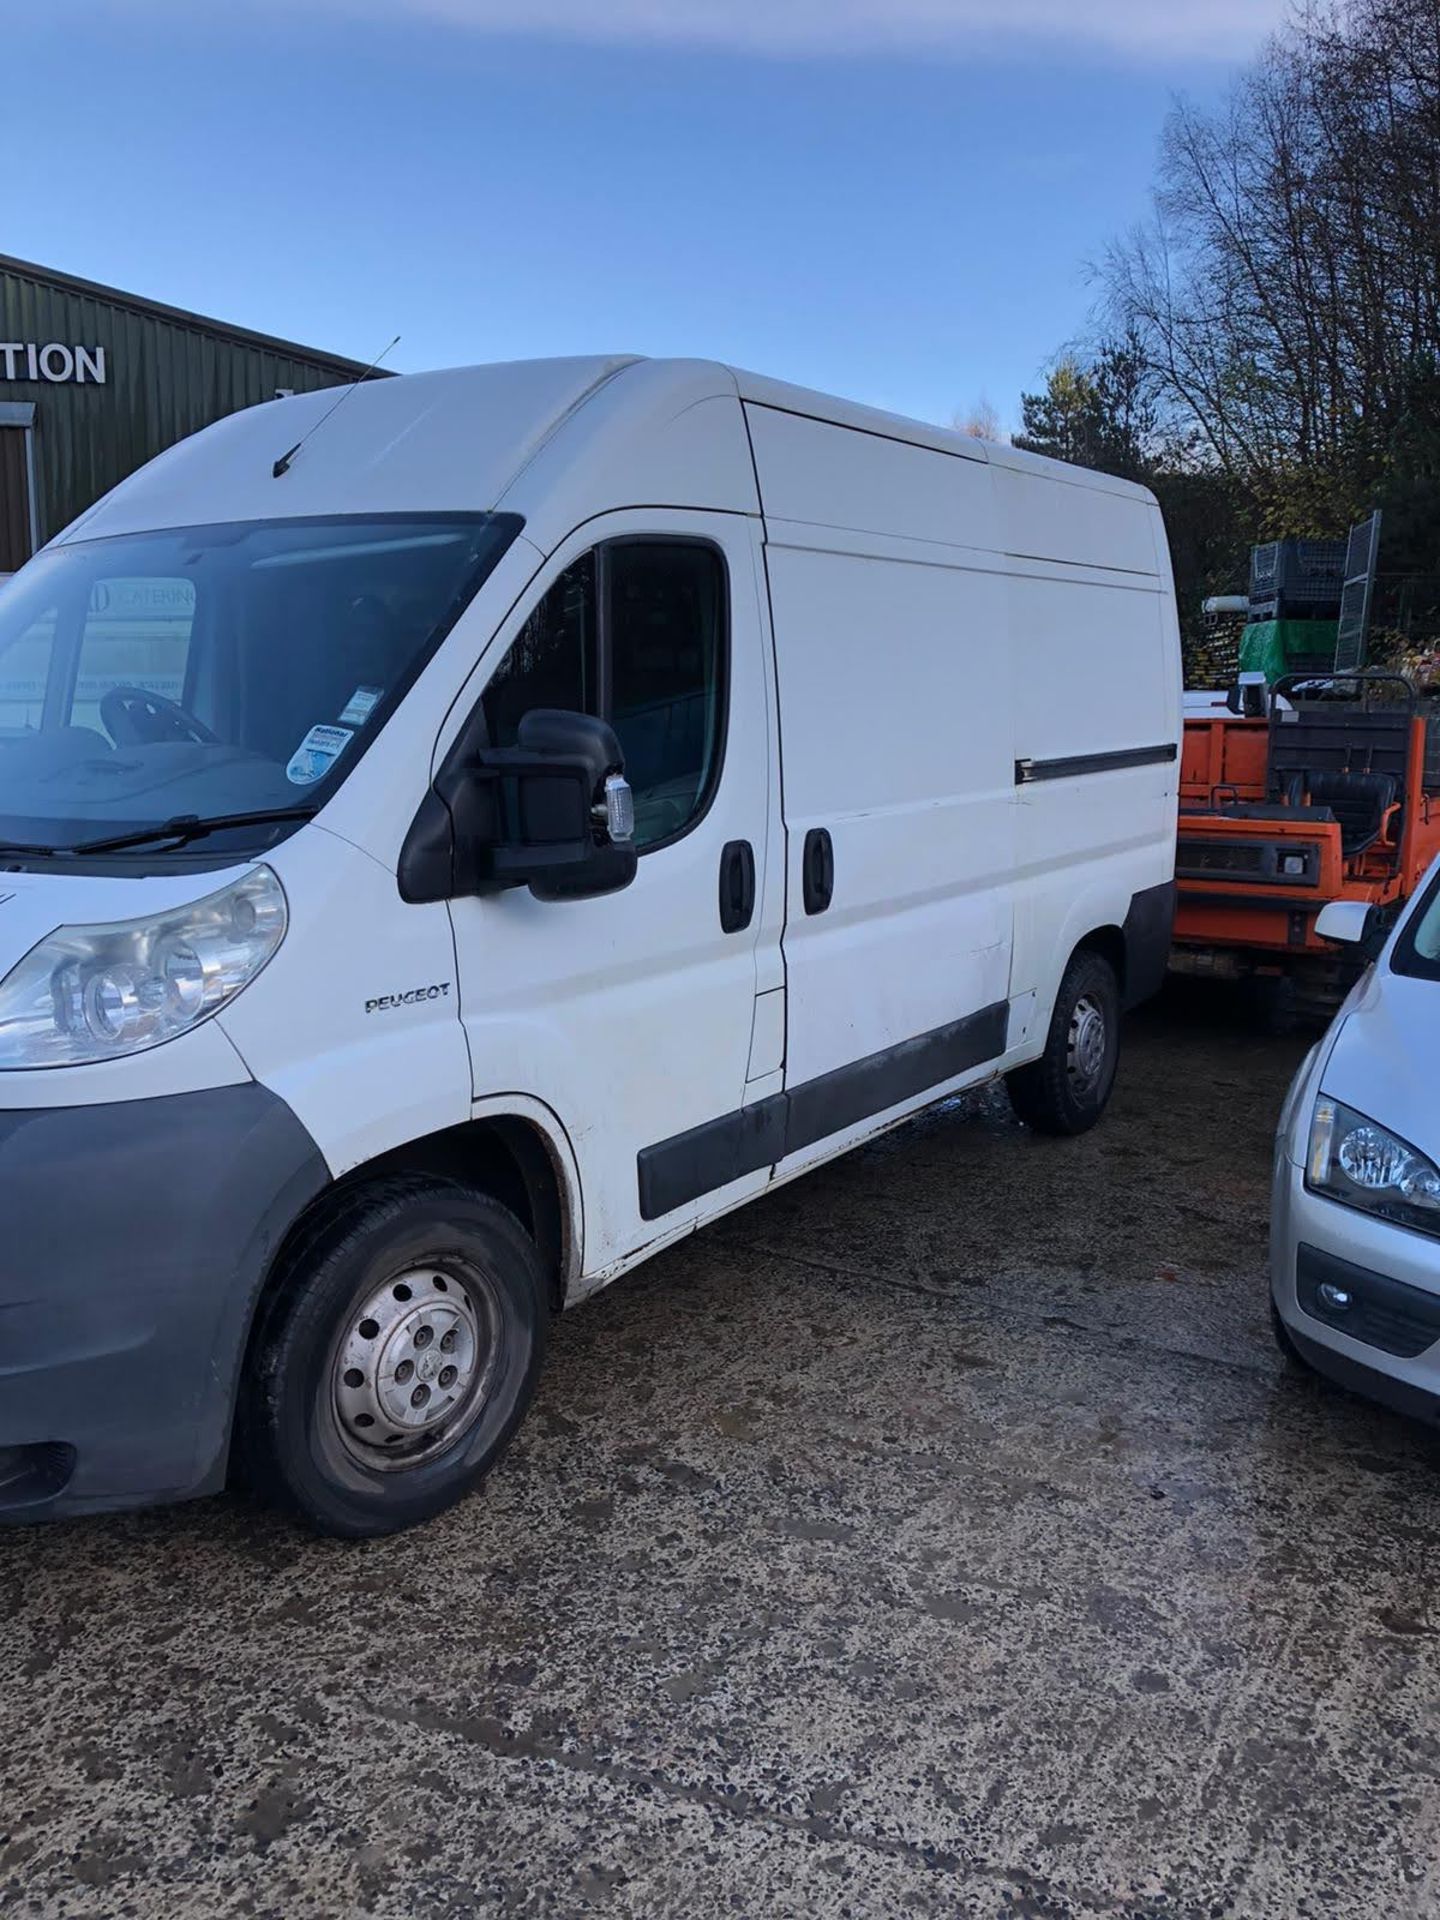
[100,685,218,748]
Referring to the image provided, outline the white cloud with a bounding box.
[259,0,1288,61]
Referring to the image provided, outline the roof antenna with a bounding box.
[272,334,401,479]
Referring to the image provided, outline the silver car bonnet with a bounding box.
[1319,963,1440,1161]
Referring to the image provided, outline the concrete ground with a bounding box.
[4,989,1440,1920]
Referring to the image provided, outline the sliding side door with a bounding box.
[747,404,1017,1176]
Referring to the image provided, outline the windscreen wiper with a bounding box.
[65,807,318,856]
[0,837,68,858]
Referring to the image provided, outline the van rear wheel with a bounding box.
[241,1177,547,1538]
[1006,949,1120,1136]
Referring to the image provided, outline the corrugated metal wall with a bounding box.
[0,259,376,548]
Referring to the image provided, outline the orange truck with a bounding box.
[1172,671,1440,1019]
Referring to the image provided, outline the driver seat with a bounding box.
[1304,770,1398,857]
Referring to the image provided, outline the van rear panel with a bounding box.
[746,396,1179,1133]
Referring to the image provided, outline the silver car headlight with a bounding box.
[0,866,287,1069]
[1306,1096,1440,1240]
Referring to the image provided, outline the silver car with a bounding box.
[1272,860,1440,1423]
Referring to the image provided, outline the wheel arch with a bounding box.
[1073,923,1127,998]
[305,1108,576,1303]
[229,1105,582,1482]
[1039,875,1175,1021]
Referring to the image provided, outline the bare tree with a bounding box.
[1103,0,1440,551]
[954,398,1003,441]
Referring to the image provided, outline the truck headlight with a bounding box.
[0,866,286,1069]
[1306,1096,1440,1239]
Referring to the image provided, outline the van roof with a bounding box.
[58,354,1154,546]
[727,364,1155,501]
[58,357,644,543]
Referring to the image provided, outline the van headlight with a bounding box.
[1306,1096,1440,1239]
[0,866,286,1069]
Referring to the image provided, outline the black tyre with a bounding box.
[1006,949,1121,1137]
[240,1176,548,1538]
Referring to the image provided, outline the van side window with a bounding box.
[481,552,598,747]
[72,576,197,733]
[608,543,725,850]
[481,540,727,852]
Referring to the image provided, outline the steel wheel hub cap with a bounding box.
[334,1267,491,1468]
[1068,994,1108,1087]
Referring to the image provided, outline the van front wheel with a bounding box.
[1006,949,1120,1137]
[241,1177,547,1538]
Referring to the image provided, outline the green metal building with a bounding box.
[0,255,380,575]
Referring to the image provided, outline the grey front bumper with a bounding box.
[0,1084,328,1519]
[1271,1141,1440,1428]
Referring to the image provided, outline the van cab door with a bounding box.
[444,510,781,1280]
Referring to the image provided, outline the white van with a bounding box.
[0,358,1180,1535]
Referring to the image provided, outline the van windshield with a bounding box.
[0,514,520,861]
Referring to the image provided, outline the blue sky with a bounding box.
[3,2,1281,432]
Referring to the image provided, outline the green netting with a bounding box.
[1238,619,1340,683]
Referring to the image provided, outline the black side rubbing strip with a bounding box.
[1015,742,1178,785]
[636,999,1009,1220]
[784,1001,1007,1156]
[637,1096,787,1222]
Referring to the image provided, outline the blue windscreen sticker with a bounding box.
[287,723,354,786]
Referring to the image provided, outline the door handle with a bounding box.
[802,827,834,915]
[719,839,756,934]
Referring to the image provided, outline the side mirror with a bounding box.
[482,709,637,900]
[398,708,637,905]
[1316,899,1384,959]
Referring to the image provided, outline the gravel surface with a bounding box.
[4,987,1439,1919]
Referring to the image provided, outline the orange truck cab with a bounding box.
[1173,671,1440,1015]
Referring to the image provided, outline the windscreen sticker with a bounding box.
[339,685,382,726]
[287,723,354,786]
